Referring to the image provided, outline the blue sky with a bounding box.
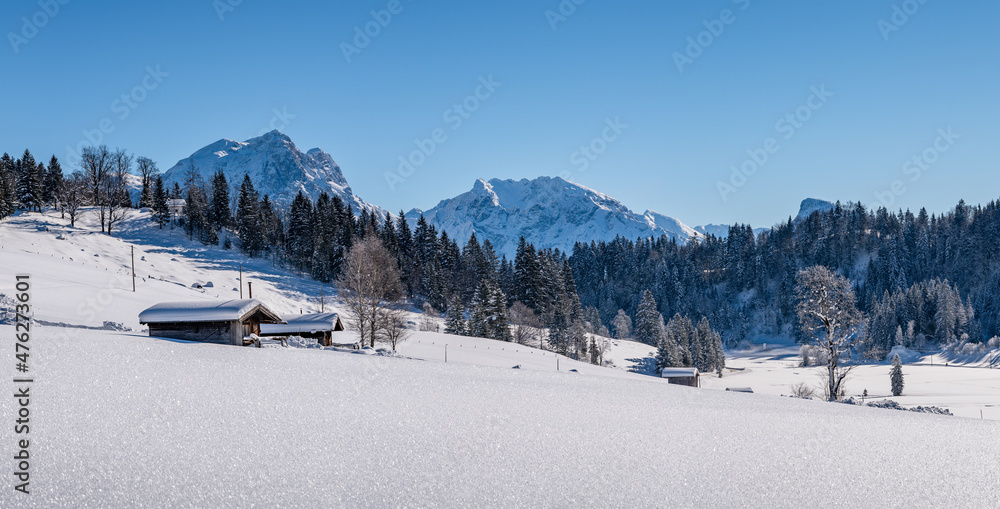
[3,0,998,227]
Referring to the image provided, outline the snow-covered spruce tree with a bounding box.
[666,314,695,367]
[286,191,315,273]
[468,298,488,339]
[236,174,263,256]
[890,354,904,396]
[445,294,467,336]
[634,290,663,346]
[654,318,680,372]
[795,266,866,401]
[470,278,511,341]
[43,155,63,210]
[151,175,170,228]
[0,153,15,218]
[16,150,41,212]
[209,169,231,232]
[695,317,725,374]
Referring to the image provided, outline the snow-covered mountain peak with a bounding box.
[412,176,699,257]
[795,198,835,222]
[161,131,379,214]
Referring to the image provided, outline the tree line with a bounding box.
[568,199,1000,354]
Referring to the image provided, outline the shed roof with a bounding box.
[660,367,700,378]
[260,313,343,335]
[139,299,280,324]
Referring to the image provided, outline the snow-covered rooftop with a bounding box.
[138,299,277,324]
[260,313,343,335]
[661,367,699,378]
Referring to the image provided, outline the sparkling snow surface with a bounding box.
[4,328,998,508]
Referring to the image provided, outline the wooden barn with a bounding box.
[138,299,282,346]
[259,313,350,347]
[660,367,701,388]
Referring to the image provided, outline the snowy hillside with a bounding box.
[161,130,382,214]
[3,210,1000,506]
[411,177,700,257]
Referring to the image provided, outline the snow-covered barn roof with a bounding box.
[660,367,699,378]
[138,299,280,324]
[260,313,343,335]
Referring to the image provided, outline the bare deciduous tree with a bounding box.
[795,266,866,401]
[105,148,133,236]
[59,172,89,227]
[509,301,541,346]
[378,304,411,352]
[80,145,112,231]
[336,236,403,348]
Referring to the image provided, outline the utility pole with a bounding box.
[320,286,324,312]
[248,281,253,299]
[239,264,243,299]
[445,344,448,363]
[130,245,136,292]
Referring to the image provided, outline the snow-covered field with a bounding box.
[702,338,1000,420]
[2,210,1000,506]
[3,326,998,507]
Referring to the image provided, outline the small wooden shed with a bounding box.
[139,299,282,346]
[259,313,348,347]
[661,367,701,388]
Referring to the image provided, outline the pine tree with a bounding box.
[152,175,170,228]
[445,294,467,336]
[890,354,904,396]
[655,318,680,372]
[665,313,695,367]
[237,174,262,256]
[287,191,315,272]
[0,153,15,218]
[469,296,488,339]
[634,290,663,346]
[209,169,231,232]
[16,150,42,212]
[513,237,541,311]
[42,155,63,208]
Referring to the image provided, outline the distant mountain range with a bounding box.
[160,131,825,256]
